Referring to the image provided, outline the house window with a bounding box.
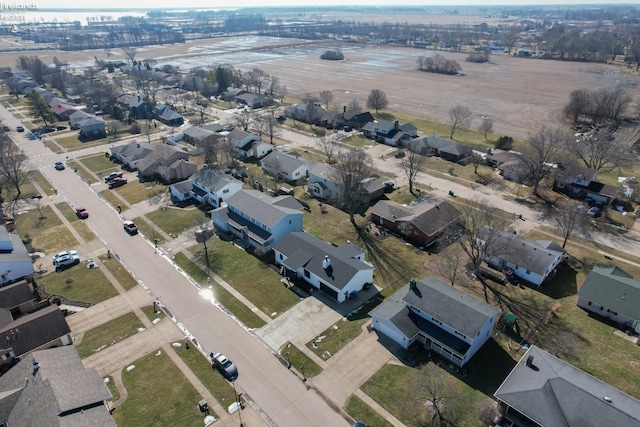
[304,269,310,278]
[525,270,530,275]
[223,189,229,194]
[514,266,519,270]
[279,253,283,260]
[588,301,592,306]
[289,220,292,224]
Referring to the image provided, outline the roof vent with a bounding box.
[525,355,534,367]
[604,396,612,403]
[322,256,331,269]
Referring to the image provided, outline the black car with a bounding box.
[56,125,67,130]
[212,352,238,381]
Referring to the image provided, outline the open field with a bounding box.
[2,36,638,141]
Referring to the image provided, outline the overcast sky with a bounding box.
[29,1,640,9]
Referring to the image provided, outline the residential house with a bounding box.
[494,345,640,427]
[0,346,115,426]
[0,225,35,286]
[479,226,565,287]
[221,88,247,102]
[252,141,276,159]
[308,163,384,204]
[116,93,150,119]
[486,149,528,182]
[50,101,77,120]
[343,110,374,130]
[154,104,183,126]
[211,190,304,253]
[69,110,93,129]
[135,145,193,184]
[361,178,386,203]
[0,305,72,366]
[261,151,311,184]
[110,141,156,170]
[554,163,619,205]
[77,115,106,139]
[408,134,473,164]
[320,110,342,129]
[170,168,243,208]
[236,93,273,109]
[370,199,463,247]
[273,232,374,303]
[362,119,417,147]
[226,129,260,160]
[0,280,38,320]
[183,126,220,147]
[370,277,499,367]
[284,102,325,125]
[576,265,640,334]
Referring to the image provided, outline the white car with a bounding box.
[54,253,80,269]
[52,250,78,265]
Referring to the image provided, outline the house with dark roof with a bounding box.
[236,93,273,109]
[370,277,499,366]
[226,129,261,160]
[577,265,640,334]
[343,110,374,130]
[154,104,183,126]
[169,168,243,208]
[362,119,417,147]
[273,232,374,302]
[261,151,311,184]
[68,110,93,129]
[221,88,247,102]
[494,345,640,427]
[110,142,156,170]
[183,126,219,147]
[0,225,35,286]
[479,227,565,287]
[211,190,304,254]
[0,305,72,366]
[77,116,106,139]
[554,163,619,205]
[116,93,151,119]
[408,134,473,164]
[284,103,325,125]
[136,145,194,184]
[370,199,463,247]
[0,280,37,319]
[307,162,384,204]
[0,345,115,426]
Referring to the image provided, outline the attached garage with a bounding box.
[371,318,410,349]
[319,281,339,300]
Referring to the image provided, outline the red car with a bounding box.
[75,208,89,219]
[108,177,127,188]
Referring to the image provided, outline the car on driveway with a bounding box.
[55,125,67,131]
[52,250,78,265]
[16,126,24,132]
[104,171,123,182]
[123,220,138,235]
[212,352,238,381]
[108,177,127,188]
[52,250,80,270]
[1,125,9,132]
[75,208,89,219]
[54,161,65,170]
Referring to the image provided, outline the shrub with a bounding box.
[466,51,491,63]
[416,54,461,75]
[495,136,514,151]
[129,122,141,134]
[320,50,344,60]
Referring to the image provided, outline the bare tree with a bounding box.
[502,28,520,55]
[192,211,214,274]
[263,109,281,144]
[317,136,341,164]
[554,201,586,248]
[347,99,361,111]
[434,252,463,286]
[366,89,389,114]
[565,129,628,173]
[143,121,153,143]
[479,116,493,140]
[106,120,122,140]
[331,149,373,224]
[200,136,221,168]
[0,135,28,203]
[319,90,334,110]
[400,150,426,195]
[234,109,253,132]
[563,88,593,123]
[246,67,270,94]
[518,127,569,196]
[121,46,137,66]
[252,114,269,138]
[448,105,471,139]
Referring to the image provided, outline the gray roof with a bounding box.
[183,126,217,141]
[309,163,337,181]
[171,179,192,195]
[0,229,35,273]
[370,199,462,237]
[494,345,640,427]
[191,169,241,192]
[578,265,640,321]
[274,232,371,291]
[226,190,303,228]
[0,346,115,427]
[110,142,155,163]
[479,227,565,276]
[261,151,310,174]
[201,123,223,132]
[0,280,34,309]
[0,305,71,357]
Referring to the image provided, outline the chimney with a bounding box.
[432,131,436,138]
[343,105,346,113]
[409,278,417,291]
[322,256,331,269]
[526,355,534,367]
[394,120,399,130]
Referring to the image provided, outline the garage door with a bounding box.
[319,282,338,300]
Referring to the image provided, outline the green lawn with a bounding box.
[279,341,323,378]
[99,254,139,291]
[134,219,166,245]
[112,180,160,206]
[29,170,55,197]
[75,312,144,358]
[176,345,235,413]
[112,349,204,427]
[344,395,393,427]
[78,153,121,178]
[143,205,202,238]
[36,261,119,304]
[98,189,127,211]
[66,158,98,184]
[140,304,164,323]
[14,205,79,254]
[104,375,120,402]
[189,237,301,318]
[55,134,109,151]
[171,252,266,329]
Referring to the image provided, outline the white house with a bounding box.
[252,141,276,159]
[273,232,374,303]
[211,190,304,254]
[369,277,499,366]
[169,168,243,208]
[370,277,499,367]
[261,151,311,183]
[308,163,340,201]
[479,226,565,287]
[0,226,35,286]
[226,129,260,160]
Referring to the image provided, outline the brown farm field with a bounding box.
[2,35,638,141]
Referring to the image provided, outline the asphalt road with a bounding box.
[0,104,350,427]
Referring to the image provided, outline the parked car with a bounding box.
[53,251,80,270]
[104,171,124,182]
[123,220,138,235]
[52,250,78,265]
[16,126,24,132]
[394,150,405,158]
[343,125,353,132]
[75,208,89,219]
[212,353,238,381]
[109,177,127,188]
[42,127,56,133]
[56,125,67,130]
[54,161,65,170]
[1,125,9,132]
